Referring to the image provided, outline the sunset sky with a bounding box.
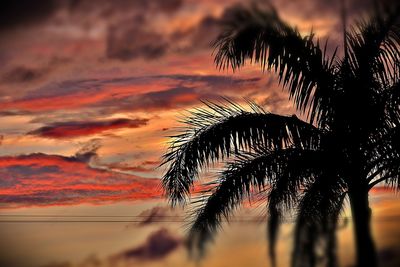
[0,1,399,267]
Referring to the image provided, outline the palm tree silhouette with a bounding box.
[161,2,400,267]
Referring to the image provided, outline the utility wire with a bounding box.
[0,212,398,224]
[0,215,398,223]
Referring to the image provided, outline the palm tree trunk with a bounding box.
[348,188,378,267]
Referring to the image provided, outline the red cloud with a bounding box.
[0,75,262,114]
[0,153,162,208]
[28,118,148,139]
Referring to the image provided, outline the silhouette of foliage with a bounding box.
[162,101,320,205]
[162,2,400,267]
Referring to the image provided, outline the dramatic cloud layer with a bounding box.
[0,0,395,209]
[0,75,263,115]
[0,152,161,208]
[28,118,149,139]
[0,2,399,267]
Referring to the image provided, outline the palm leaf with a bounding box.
[291,174,346,267]
[386,79,400,124]
[347,5,400,87]
[162,101,321,205]
[368,125,400,190]
[186,148,325,262]
[267,148,329,267]
[213,4,337,123]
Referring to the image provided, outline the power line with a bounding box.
[0,220,268,224]
[0,215,187,217]
[0,214,268,223]
[0,215,397,223]
[0,215,264,218]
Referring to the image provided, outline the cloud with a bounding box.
[170,14,221,53]
[69,0,183,16]
[2,66,44,83]
[97,75,262,112]
[0,74,262,114]
[74,138,102,163]
[377,247,400,267]
[0,0,58,31]
[189,15,221,49]
[105,160,160,173]
[136,206,177,226]
[0,0,184,32]
[108,86,201,111]
[106,16,168,61]
[40,262,72,267]
[111,228,182,262]
[39,228,182,267]
[67,0,184,61]
[28,118,149,139]
[0,152,161,208]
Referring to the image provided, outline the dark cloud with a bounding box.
[105,160,160,173]
[191,15,221,49]
[0,0,184,29]
[171,4,254,53]
[114,86,200,110]
[101,75,262,112]
[69,0,183,16]
[106,20,168,60]
[0,110,33,116]
[0,0,58,31]
[171,15,221,52]
[111,228,182,261]
[0,74,262,114]
[75,138,102,163]
[136,206,175,226]
[96,85,213,112]
[39,229,181,267]
[103,0,212,60]
[270,0,394,19]
[260,90,289,111]
[156,74,261,86]
[72,0,184,60]
[28,118,149,139]
[133,0,183,14]
[2,66,44,83]
[377,247,400,267]
[40,262,72,267]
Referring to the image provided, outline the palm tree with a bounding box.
[161,2,400,267]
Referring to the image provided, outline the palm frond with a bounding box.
[368,125,400,190]
[291,174,346,267]
[213,4,337,122]
[267,204,281,267]
[186,147,324,259]
[386,79,400,124]
[162,101,321,205]
[267,149,329,267]
[346,4,400,87]
[186,149,270,257]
